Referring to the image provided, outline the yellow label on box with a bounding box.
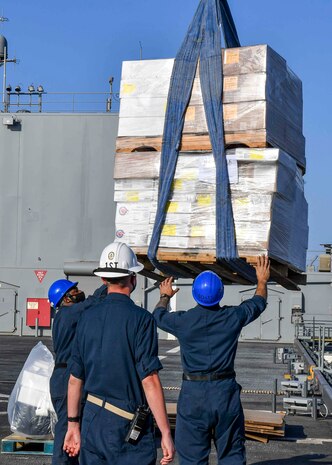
[249,151,265,160]
[224,76,238,91]
[172,180,183,191]
[162,224,177,236]
[181,170,197,181]
[191,226,204,237]
[224,49,240,65]
[185,106,196,122]
[224,104,237,120]
[126,192,140,202]
[235,197,249,206]
[197,195,212,206]
[122,83,137,95]
[166,202,179,213]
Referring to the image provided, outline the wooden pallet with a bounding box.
[1,434,54,455]
[135,248,306,290]
[245,432,269,443]
[116,132,272,153]
[244,409,286,442]
[244,409,284,427]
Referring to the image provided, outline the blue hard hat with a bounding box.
[192,271,224,307]
[48,279,78,308]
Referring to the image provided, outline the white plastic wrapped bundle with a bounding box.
[115,225,153,246]
[114,189,155,203]
[166,197,215,213]
[269,166,308,271]
[161,211,214,226]
[115,202,156,247]
[222,45,302,126]
[222,45,286,75]
[222,101,305,167]
[149,235,215,249]
[114,152,161,179]
[7,342,56,438]
[232,193,273,221]
[114,179,156,191]
[113,148,308,271]
[116,202,157,224]
[120,59,174,99]
[117,45,305,168]
[114,172,158,246]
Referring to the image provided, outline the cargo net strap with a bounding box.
[148,0,256,283]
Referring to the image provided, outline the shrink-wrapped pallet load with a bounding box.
[117,44,305,169]
[114,41,308,283]
[113,148,308,271]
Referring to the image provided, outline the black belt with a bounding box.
[182,370,235,381]
[54,362,67,369]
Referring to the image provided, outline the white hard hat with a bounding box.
[94,242,144,278]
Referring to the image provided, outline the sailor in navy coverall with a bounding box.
[153,256,270,465]
[49,280,107,465]
[63,242,174,465]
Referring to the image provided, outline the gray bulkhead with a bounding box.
[0,113,330,342]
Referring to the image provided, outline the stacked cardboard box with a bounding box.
[222,46,304,171]
[114,148,308,271]
[114,180,156,247]
[114,44,308,273]
[118,45,305,169]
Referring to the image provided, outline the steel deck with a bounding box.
[0,336,331,464]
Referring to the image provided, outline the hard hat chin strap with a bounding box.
[130,274,137,293]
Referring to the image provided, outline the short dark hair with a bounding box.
[104,275,131,287]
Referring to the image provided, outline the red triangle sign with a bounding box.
[34,270,47,283]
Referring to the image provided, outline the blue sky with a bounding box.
[1,0,331,264]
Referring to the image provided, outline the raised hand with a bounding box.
[254,255,270,300]
[159,277,179,299]
[255,255,270,284]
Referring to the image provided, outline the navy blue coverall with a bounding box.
[70,293,163,465]
[153,295,267,465]
[50,285,107,465]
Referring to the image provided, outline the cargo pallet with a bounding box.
[116,133,275,154]
[1,434,53,455]
[135,248,306,290]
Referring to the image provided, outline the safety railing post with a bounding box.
[271,378,277,413]
[35,317,39,338]
[312,397,318,421]
[321,327,325,371]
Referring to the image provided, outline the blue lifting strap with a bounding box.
[147,0,257,283]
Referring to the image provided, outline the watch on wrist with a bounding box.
[67,416,80,423]
[160,294,171,299]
